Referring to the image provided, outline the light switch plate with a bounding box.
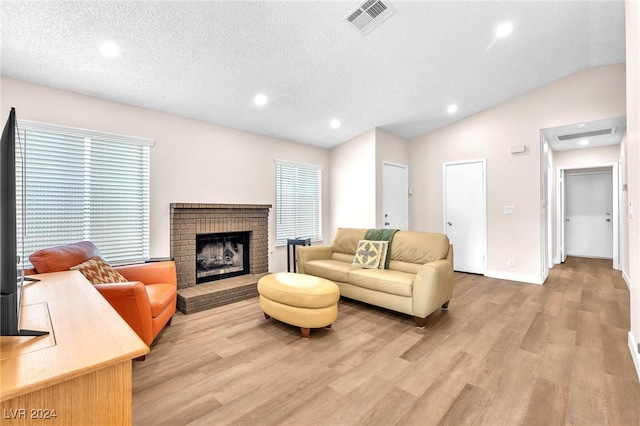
[504,206,515,215]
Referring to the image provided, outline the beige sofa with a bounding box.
[297,228,454,327]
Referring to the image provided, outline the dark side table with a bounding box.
[287,238,311,272]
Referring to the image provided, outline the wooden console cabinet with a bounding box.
[0,271,149,425]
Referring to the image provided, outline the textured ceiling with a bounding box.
[0,1,626,149]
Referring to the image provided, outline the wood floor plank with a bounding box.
[566,346,607,425]
[519,311,554,354]
[434,382,492,426]
[601,323,639,378]
[396,351,478,425]
[604,374,640,425]
[353,386,418,426]
[131,257,640,425]
[521,377,568,425]
[475,348,541,425]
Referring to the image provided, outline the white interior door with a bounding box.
[444,161,486,274]
[382,162,408,230]
[565,172,613,258]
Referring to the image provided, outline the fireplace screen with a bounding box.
[196,232,250,283]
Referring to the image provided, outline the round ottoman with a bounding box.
[258,272,339,338]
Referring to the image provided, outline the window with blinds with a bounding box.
[17,120,152,265]
[275,160,322,245]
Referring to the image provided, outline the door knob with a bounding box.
[447,222,452,226]
[384,222,390,226]
[606,218,611,222]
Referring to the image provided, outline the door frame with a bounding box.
[556,162,619,269]
[442,159,488,274]
[382,161,409,230]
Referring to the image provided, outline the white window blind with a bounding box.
[275,160,322,245]
[17,120,152,265]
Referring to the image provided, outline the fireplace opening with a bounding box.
[196,232,250,284]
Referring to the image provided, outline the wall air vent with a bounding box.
[344,0,396,36]
[555,127,616,141]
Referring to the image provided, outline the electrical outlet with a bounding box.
[504,206,515,215]
[508,259,515,267]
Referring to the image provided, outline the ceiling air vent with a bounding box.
[344,0,396,36]
[555,127,616,141]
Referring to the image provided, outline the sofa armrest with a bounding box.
[412,259,454,318]
[296,246,333,274]
[94,281,153,345]
[115,261,177,286]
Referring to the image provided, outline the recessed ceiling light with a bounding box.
[495,22,513,38]
[330,119,341,129]
[447,104,458,114]
[579,139,589,146]
[100,41,120,58]
[253,94,268,107]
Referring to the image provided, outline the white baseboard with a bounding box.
[623,270,631,290]
[484,270,544,285]
[628,332,640,381]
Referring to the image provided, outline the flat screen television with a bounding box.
[0,107,47,337]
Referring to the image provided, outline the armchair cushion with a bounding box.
[70,256,129,284]
[29,241,101,273]
[145,283,178,317]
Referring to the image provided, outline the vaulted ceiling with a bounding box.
[0,1,626,149]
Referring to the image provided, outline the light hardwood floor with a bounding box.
[132,257,640,425]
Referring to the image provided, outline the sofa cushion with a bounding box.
[353,240,388,269]
[304,259,362,283]
[332,252,355,263]
[331,228,366,255]
[389,231,450,264]
[69,256,129,284]
[348,269,415,297]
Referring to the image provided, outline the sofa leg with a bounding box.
[441,301,450,311]
[325,324,332,329]
[264,313,271,320]
[166,317,173,327]
[414,317,426,329]
[301,327,310,338]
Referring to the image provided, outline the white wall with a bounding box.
[329,128,376,232]
[553,144,621,168]
[0,77,331,273]
[625,0,640,379]
[375,128,409,228]
[409,64,626,283]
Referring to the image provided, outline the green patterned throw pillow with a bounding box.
[353,240,388,269]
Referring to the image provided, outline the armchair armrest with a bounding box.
[412,259,454,318]
[296,246,333,274]
[115,261,177,286]
[94,281,153,345]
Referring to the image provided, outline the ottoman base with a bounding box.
[263,313,333,338]
[259,295,337,338]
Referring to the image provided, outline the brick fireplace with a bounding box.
[170,203,271,313]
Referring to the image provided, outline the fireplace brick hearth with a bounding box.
[170,203,271,314]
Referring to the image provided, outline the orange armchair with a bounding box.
[28,242,177,352]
